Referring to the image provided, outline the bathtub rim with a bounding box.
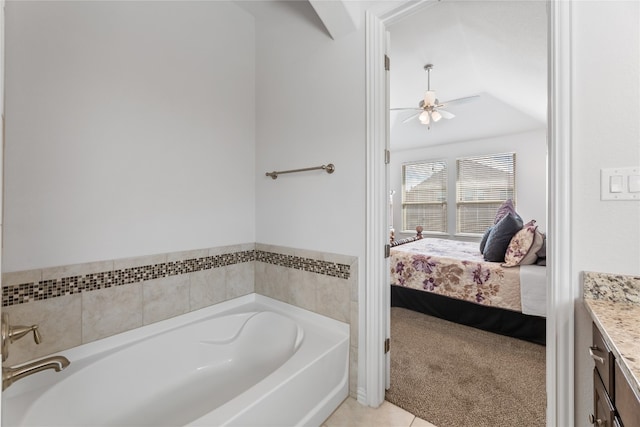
[2,293,349,399]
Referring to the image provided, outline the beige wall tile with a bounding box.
[113,253,167,270]
[2,269,42,287]
[319,251,357,266]
[208,246,228,257]
[42,260,114,281]
[3,294,82,365]
[350,301,358,348]
[256,244,295,257]
[255,263,289,302]
[82,284,143,343]
[237,242,256,252]
[208,243,254,257]
[288,269,317,312]
[189,268,226,311]
[316,275,350,323]
[166,248,209,263]
[349,260,358,302]
[254,261,267,295]
[143,275,190,325]
[293,247,355,267]
[226,262,254,300]
[292,247,324,261]
[254,242,271,252]
[349,345,358,399]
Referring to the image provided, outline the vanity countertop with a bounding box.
[583,271,640,397]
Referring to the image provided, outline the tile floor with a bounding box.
[322,397,437,427]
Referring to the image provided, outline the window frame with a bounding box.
[455,152,517,236]
[400,159,448,235]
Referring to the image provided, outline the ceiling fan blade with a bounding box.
[438,109,455,119]
[402,112,421,123]
[438,94,480,107]
[390,107,422,111]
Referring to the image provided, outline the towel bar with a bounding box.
[265,163,335,180]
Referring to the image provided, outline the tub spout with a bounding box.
[2,355,70,390]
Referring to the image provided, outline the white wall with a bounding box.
[253,1,366,262]
[3,1,256,272]
[390,129,547,240]
[572,2,640,425]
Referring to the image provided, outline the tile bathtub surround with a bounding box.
[1,245,255,365]
[1,243,356,368]
[2,249,256,307]
[254,243,358,398]
[2,248,350,307]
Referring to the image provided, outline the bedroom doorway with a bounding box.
[364,1,574,425]
[385,3,548,424]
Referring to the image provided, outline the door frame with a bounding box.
[363,1,574,425]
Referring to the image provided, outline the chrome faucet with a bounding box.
[2,355,70,390]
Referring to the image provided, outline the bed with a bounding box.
[390,237,547,344]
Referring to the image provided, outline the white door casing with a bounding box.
[363,2,574,426]
[363,10,388,406]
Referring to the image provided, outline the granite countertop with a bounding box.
[583,271,640,397]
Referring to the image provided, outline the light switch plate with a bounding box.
[601,167,640,200]
[629,175,640,193]
[610,175,624,193]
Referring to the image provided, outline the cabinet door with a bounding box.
[593,369,616,427]
[615,361,640,427]
[592,323,614,397]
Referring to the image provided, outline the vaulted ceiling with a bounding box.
[388,0,548,150]
[236,0,548,151]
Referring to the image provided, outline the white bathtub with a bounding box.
[2,294,350,426]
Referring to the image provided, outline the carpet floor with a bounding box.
[385,307,546,427]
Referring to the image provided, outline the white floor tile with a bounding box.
[410,416,438,427]
[323,397,418,427]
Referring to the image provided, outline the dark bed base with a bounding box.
[391,284,546,345]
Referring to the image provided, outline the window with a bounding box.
[401,160,447,233]
[456,153,516,234]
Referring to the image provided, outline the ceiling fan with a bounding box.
[391,64,479,128]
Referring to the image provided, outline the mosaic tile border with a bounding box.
[256,250,350,280]
[2,249,351,307]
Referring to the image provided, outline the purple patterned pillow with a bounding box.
[503,221,545,267]
[494,199,517,224]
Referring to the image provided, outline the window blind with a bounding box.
[456,153,516,234]
[402,160,447,233]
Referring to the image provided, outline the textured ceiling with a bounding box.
[388,0,548,150]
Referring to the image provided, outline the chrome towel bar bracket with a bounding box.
[266,163,335,180]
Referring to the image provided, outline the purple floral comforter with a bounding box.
[390,238,522,312]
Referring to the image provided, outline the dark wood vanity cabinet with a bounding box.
[591,323,640,427]
[615,361,640,427]
[593,369,620,427]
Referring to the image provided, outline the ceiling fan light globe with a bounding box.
[431,110,442,122]
[424,90,436,106]
[419,111,430,125]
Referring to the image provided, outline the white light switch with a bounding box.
[601,167,640,200]
[630,175,640,193]
[610,175,624,193]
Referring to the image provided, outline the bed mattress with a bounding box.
[390,238,546,317]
